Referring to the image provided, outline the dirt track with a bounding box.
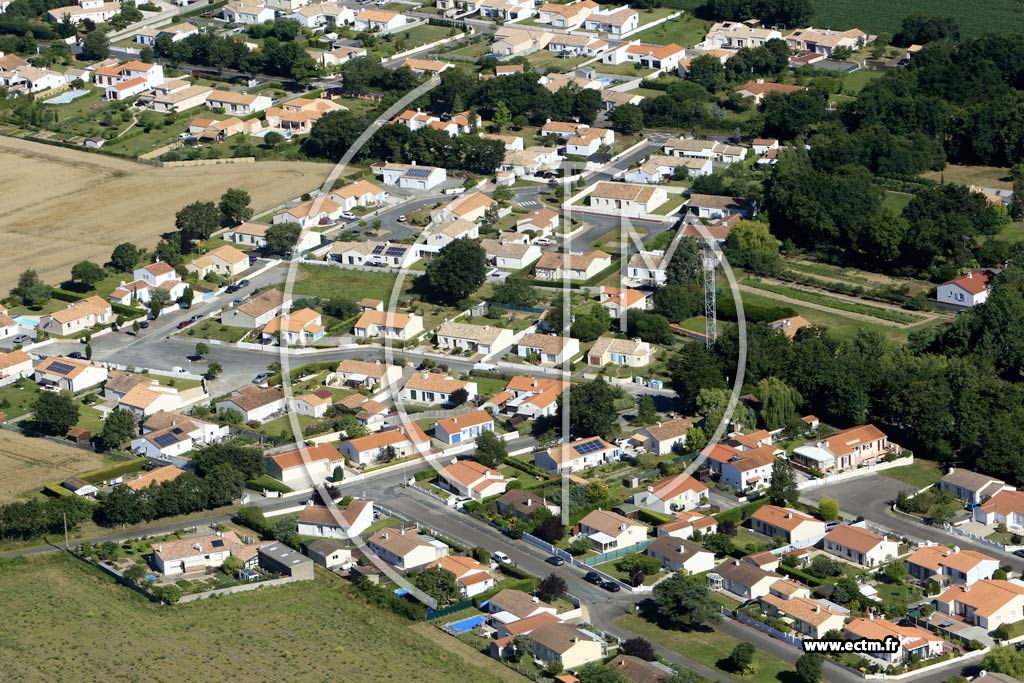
[0,137,332,291]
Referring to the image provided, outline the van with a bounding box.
[492,551,510,564]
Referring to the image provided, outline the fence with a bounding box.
[521,532,572,561]
[581,540,653,566]
[177,575,304,603]
[426,598,475,621]
[732,610,804,649]
[409,482,454,506]
[796,455,915,491]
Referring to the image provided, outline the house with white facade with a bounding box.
[367,528,449,570]
[974,489,1024,531]
[635,417,693,456]
[633,473,707,515]
[438,458,507,500]
[33,356,108,392]
[579,509,647,552]
[905,545,999,587]
[376,162,447,190]
[400,372,478,405]
[940,469,1015,505]
[297,500,374,539]
[646,536,715,574]
[822,525,899,567]
[433,410,495,446]
[515,333,579,365]
[590,181,668,215]
[214,385,285,423]
[435,321,515,356]
[264,443,345,487]
[937,271,994,308]
[352,310,424,341]
[588,336,652,368]
[535,436,620,473]
[935,580,1024,630]
[751,505,826,546]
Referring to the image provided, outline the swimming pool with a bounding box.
[13,316,38,327]
[445,615,486,633]
[45,89,88,105]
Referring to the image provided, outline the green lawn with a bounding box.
[617,614,794,683]
[597,62,657,77]
[0,380,41,419]
[840,69,884,95]
[628,14,712,48]
[651,194,687,216]
[636,7,678,26]
[592,559,662,585]
[881,458,943,489]
[0,554,516,683]
[289,264,400,303]
[254,413,318,439]
[525,51,587,73]
[997,221,1024,243]
[188,319,253,343]
[882,191,914,214]
[73,402,106,435]
[469,375,511,397]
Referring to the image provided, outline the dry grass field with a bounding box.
[0,429,109,501]
[0,137,333,291]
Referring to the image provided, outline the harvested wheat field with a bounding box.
[0,137,333,291]
[0,429,108,501]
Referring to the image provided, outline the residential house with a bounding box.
[330,180,388,210]
[401,372,477,405]
[336,395,389,431]
[536,0,598,29]
[752,137,779,155]
[353,8,406,31]
[377,162,447,190]
[663,137,748,165]
[791,424,891,473]
[40,295,113,336]
[905,545,999,587]
[588,336,652,367]
[434,410,495,446]
[490,26,552,57]
[427,555,495,597]
[264,443,345,487]
[517,207,559,237]
[635,417,693,456]
[131,425,193,462]
[33,356,107,392]
[352,310,424,341]
[937,271,994,308]
[497,489,561,520]
[515,333,580,365]
[339,423,430,465]
[186,245,249,279]
[589,182,668,215]
[565,126,615,156]
[769,315,812,339]
[701,21,783,50]
[303,539,353,569]
[486,588,558,622]
[684,193,755,220]
[117,382,183,418]
[261,308,325,346]
[400,58,454,76]
[258,542,315,580]
[297,499,374,538]
[751,505,826,545]
[222,1,275,23]
[226,222,321,252]
[527,623,604,669]
[735,79,805,104]
[290,1,355,27]
[578,509,648,552]
[215,385,286,423]
[290,390,334,418]
[656,510,718,540]
[135,22,199,45]
[494,375,564,419]
[583,6,637,35]
[438,458,507,500]
[633,473,707,515]
[784,27,871,57]
[974,490,1024,530]
[601,89,645,112]
[318,45,367,67]
[760,593,847,639]
[481,131,524,149]
[844,618,944,666]
[366,528,449,570]
[940,469,1015,505]
[535,436,620,473]
[0,309,17,341]
[120,465,186,492]
[151,531,262,576]
[597,286,648,317]
[330,240,415,268]
[140,411,227,448]
[419,220,479,257]
[935,580,1024,630]
[433,191,495,223]
[713,558,778,599]
[205,89,272,115]
[330,359,402,391]
[719,445,777,493]
[822,525,899,567]
[264,97,346,134]
[646,536,715,574]
[0,350,33,387]
[435,321,515,356]
[223,289,289,328]
[627,250,667,286]
[273,196,344,230]
[604,42,686,71]
[624,155,712,184]
[47,0,120,24]
[547,33,607,57]
[534,250,611,281]
[481,238,542,270]
[500,146,561,177]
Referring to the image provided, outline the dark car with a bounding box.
[68,351,86,360]
[190,313,204,322]
[177,320,191,329]
[584,571,602,585]
[545,556,564,567]
[602,580,621,593]
[237,279,250,287]
[226,284,241,294]
[1015,549,1024,558]
[138,321,149,329]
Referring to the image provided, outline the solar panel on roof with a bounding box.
[47,361,76,375]
[385,247,405,257]
[573,439,602,455]
[153,433,180,447]
[371,244,386,255]
[211,539,224,548]
[405,167,432,178]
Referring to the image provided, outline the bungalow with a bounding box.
[226,222,321,252]
[515,333,580,365]
[490,26,552,57]
[527,623,604,670]
[822,525,899,567]
[223,289,289,328]
[261,308,325,346]
[566,126,615,157]
[606,42,686,71]
[535,436,620,474]
[940,468,1014,505]
[297,499,374,539]
[330,359,402,391]
[578,509,648,552]
[352,310,424,341]
[760,593,847,639]
[400,58,454,77]
[547,33,607,57]
[974,489,1024,530]
[791,424,891,473]
[353,8,406,31]
[501,146,561,177]
[264,443,345,487]
[264,98,346,134]
[303,539,353,569]
[657,510,718,540]
[719,445,777,492]
[937,271,994,308]
[151,531,262,576]
[40,295,113,336]
[701,21,783,50]
[481,238,542,270]
[935,579,1024,630]
[588,336,652,367]
[497,489,561,520]
[496,375,564,419]
[597,286,648,317]
[331,180,388,210]
[205,89,272,115]
[784,26,871,57]
[117,382,183,418]
[684,193,755,220]
[536,0,598,29]
[646,536,715,574]
[0,64,66,93]
[713,558,778,599]
[663,137,748,165]
[438,458,507,500]
[318,45,367,67]
[336,395,389,431]
[434,409,495,446]
[215,385,286,423]
[290,1,356,27]
[0,311,16,341]
[601,89,644,112]
[626,250,667,286]
[751,505,826,546]
[186,245,249,279]
[0,350,33,387]
[517,207,559,237]
[330,240,416,268]
[905,545,999,587]
[222,0,275,23]
[290,390,334,418]
[589,181,668,215]
[844,618,944,666]
[47,0,119,24]
[486,588,558,622]
[131,426,192,462]
[273,196,344,230]
[436,321,515,357]
[427,555,495,597]
[366,528,449,570]
[401,372,477,405]
[433,192,495,223]
[735,79,805,105]
[419,220,479,257]
[377,162,447,190]
[635,417,693,456]
[339,423,431,465]
[633,473,707,515]
[33,356,108,392]
[481,132,524,150]
[624,155,712,184]
[583,6,638,35]
[534,250,611,281]
[141,411,228,447]
[752,137,779,155]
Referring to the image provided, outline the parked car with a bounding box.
[397,215,407,222]
[68,351,85,360]
[176,321,191,329]
[237,279,250,288]
[138,321,149,329]
[535,238,552,246]
[545,555,564,566]
[341,212,357,220]
[226,284,241,294]
[252,371,274,384]
[492,551,510,564]
[602,580,621,593]
[12,334,30,344]
[584,571,602,585]
[190,314,204,322]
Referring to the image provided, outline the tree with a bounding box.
[723,220,781,275]
[205,362,223,379]
[696,388,754,433]
[728,642,756,674]
[149,287,171,318]
[892,15,960,47]
[559,379,620,440]
[767,457,798,506]
[175,201,221,246]
[110,243,141,272]
[666,237,703,287]
[757,377,803,430]
[795,653,823,683]
[620,637,655,661]
[981,646,1024,679]
[263,131,285,149]
[880,558,908,583]
[533,514,565,543]
[475,429,508,468]
[154,584,182,605]
[195,342,210,358]
[703,532,734,555]
[651,573,721,630]
[653,284,702,323]
[12,269,50,308]
[218,188,253,225]
[71,261,106,287]
[508,634,532,663]
[492,280,538,307]
[687,53,726,91]
[817,497,839,521]
[537,573,567,602]
[686,425,708,454]
[31,392,80,436]
[635,395,658,426]
[576,663,628,683]
[1011,164,1024,221]
[222,555,244,575]
[81,29,110,61]
[264,224,301,257]
[100,408,137,451]
[84,343,93,361]
[609,103,644,135]
[492,100,512,131]
[413,567,459,604]
[424,239,487,304]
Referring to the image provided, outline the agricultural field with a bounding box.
[0,429,110,501]
[0,554,517,683]
[0,137,332,292]
[922,163,1013,189]
[811,0,1024,38]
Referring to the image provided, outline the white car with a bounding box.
[492,551,510,564]
[535,238,552,246]
[341,212,357,220]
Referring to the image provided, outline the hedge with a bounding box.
[717,296,796,324]
[504,457,549,479]
[78,458,149,485]
[497,563,535,581]
[246,475,292,494]
[636,509,673,526]
[714,498,770,524]
[42,482,74,497]
[778,564,824,587]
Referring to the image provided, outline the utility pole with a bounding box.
[703,244,717,348]
[63,511,69,551]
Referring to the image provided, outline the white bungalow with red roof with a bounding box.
[427,555,496,597]
[633,473,707,514]
[264,443,345,487]
[92,60,165,100]
[792,424,892,473]
[751,505,826,546]
[433,409,495,445]
[297,500,374,539]
[438,458,507,501]
[822,525,898,567]
[937,270,995,308]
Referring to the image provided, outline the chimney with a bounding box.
[194,543,202,551]
[784,513,792,519]
[421,373,429,379]
[952,546,959,554]
[812,605,820,613]
[532,596,539,603]
[525,498,533,507]
[647,486,654,493]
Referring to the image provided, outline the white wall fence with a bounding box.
[797,456,916,491]
[177,575,306,603]
[942,523,1024,554]
[731,610,804,649]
